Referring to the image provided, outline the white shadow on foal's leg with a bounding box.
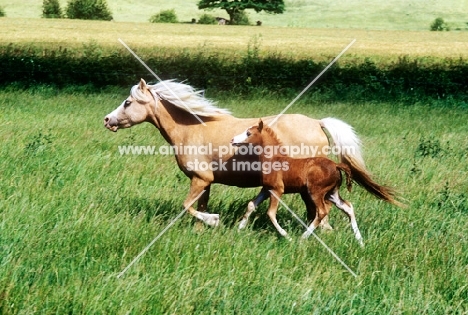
[238,189,269,230]
[238,201,255,230]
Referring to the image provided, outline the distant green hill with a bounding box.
[0,0,466,30]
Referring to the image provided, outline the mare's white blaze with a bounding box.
[109,102,123,117]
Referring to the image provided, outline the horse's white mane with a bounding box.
[131,80,231,117]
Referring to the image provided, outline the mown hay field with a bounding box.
[1,18,468,62]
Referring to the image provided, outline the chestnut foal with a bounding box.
[231,119,364,246]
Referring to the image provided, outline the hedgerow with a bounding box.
[0,43,467,101]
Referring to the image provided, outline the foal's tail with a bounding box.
[321,117,402,207]
[343,155,403,207]
[336,163,353,192]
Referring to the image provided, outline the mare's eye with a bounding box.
[246,130,251,137]
[124,100,131,108]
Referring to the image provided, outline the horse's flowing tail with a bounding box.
[321,117,402,206]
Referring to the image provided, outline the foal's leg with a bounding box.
[301,191,333,231]
[328,190,363,247]
[320,215,333,231]
[301,198,332,239]
[301,191,316,223]
[267,190,290,238]
[239,188,269,229]
[184,177,219,227]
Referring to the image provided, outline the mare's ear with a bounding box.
[138,78,148,91]
[258,119,264,132]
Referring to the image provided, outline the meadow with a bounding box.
[0,86,467,313]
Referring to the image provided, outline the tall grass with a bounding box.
[0,87,467,313]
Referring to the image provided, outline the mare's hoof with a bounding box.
[206,213,220,227]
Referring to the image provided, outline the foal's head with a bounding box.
[231,119,265,146]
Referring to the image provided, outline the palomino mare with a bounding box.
[103,79,367,228]
[231,119,401,244]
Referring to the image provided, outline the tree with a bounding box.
[66,0,113,21]
[43,0,62,18]
[198,0,284,25]
[149,9,178,23]
[430,17,449,31]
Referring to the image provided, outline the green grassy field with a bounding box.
[0,0,467,30]
[0,86,467,313]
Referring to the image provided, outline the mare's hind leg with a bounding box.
[239,188,269,230]
[328,190,364,247]
[267,190,290,239]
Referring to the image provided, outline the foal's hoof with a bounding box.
[319,222,334,231]
[301,229,314,239]
[238,219,248,230]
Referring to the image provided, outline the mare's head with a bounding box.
[104,79,155,132]
[231,119,264,146]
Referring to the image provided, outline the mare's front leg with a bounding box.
[194,184,211,231]
[197,184,211,212]
[267,190,290,239]
[184,178,219,227]
[239,187,269,229]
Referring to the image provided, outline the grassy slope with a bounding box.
[0,0,467,30]
[0,88,467,313]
